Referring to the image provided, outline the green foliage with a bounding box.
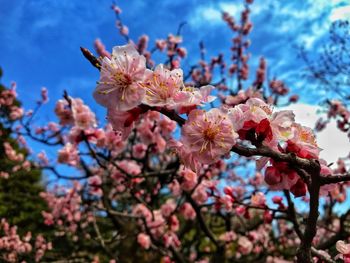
[0,69,48,234]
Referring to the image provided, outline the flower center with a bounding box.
[300,130,316,145]
[112,72,133,100]
[97,71,133,101]
[203,127,219,141]
[112,72,132,87]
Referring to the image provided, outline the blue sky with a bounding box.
[1,0,350,167]
[1,0,350,113]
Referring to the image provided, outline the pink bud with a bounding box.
[264,166,282,185]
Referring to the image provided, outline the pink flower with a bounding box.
[141,64,183,107]
[146,211,166,238]
[88,175,102,196]
[9,106,24,120]
[55,99,74,126]
[94,44,148,111]
[169,215,180,232]
[168,139,200,172]
[225,90,247,106]
[132,143,147,158]
[228,99,296,148]
[117,160,141,176]
[177,47,187,58]
[320,159,336,195]
[181,109,237,164]
[4,142,24,162]
[137,34,149,54]
[289,94,299,103]
[106,108,135,140]
[133,204,152,221]
[228,98,272,131]
[48,122,59,132]
[156,39,167,51]
[219,231,237,243]
[57,143,79,166]
[161,199,176,217]
[0,172,9,179]
[155,133,166,153]
[286,124,320,159]
[94,38,111,58]
[168,34,182,45]
[264,166,282,185]
[238,236,253,255]
[174,85,216,111]
[137,233,151,249]
[269,79,289,95]
[264,162,299,193]
[336,241,350,262]
[119,25,129,36]
[111,4,122,14]
[290,178,307,197]
[71,98,96,129]
[163,232,181,248]
[137,117,155,144]
[251,192,266,207]
[191,184,208,204]
[272,196,283,204]
[0,84,17,106]
[168,180,182,196]
[40,87,49,104]
[220,195,233,212]
[270,110,295,141]
[55,97,96,129]
[180,203,196,220]
[180,168,198,191]
[158,116,177,135]
[264,211,273,223]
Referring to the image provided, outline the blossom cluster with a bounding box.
[0,219,52,262]
[2,142,31,177]
[92,44,326,197]
[40,182,93,239]
[0,83,23,120]
[93,44,214,139]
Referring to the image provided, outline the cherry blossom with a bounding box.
[336,240,350,263]
[137,233,151,249]
[94,44,148,111]
[57,143,80,166]
[181,108,238,164]
[141,64,183,107]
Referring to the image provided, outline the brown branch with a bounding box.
[138,104,186,126]
[231,144,318,173]
[311,247,335,263]
[284,190,303,239]
[91,216,115,259]
[185,193,220,248]
[320,173,350,185]
[296,161,321,263]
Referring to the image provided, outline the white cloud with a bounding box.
[188,6,221,27]
[188,2,241,28]
[202,7,222,23]
[330,5,350,21]
[219,3,240,16]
